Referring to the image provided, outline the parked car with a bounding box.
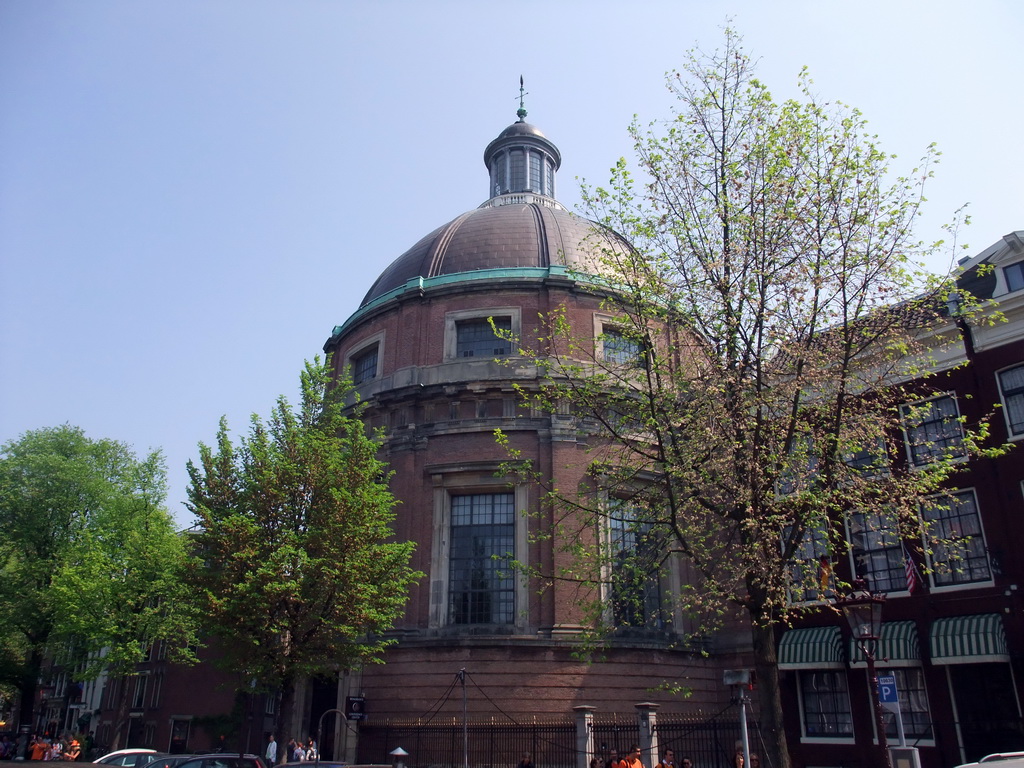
[956,753,1024,768]
[279,763,348,768]
[140,755,200,768]
[172,753,266,768]
[95,749,165,768]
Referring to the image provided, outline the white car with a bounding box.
[95,749,161,768]
[956,753,1024,768]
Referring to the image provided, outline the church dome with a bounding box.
[360,110,628,307]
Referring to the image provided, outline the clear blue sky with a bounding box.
[2,1,1021,524]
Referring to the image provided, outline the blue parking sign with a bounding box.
[878,674,899,704]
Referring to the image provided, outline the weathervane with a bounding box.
[517,75,528,121]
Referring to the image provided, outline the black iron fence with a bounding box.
[358,718,576,768]
[652,714,754,768]
[356,713,753,768]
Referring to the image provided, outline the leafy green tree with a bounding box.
[185,359,420,747]
[0,425,193,742]
[500,31,1000,768]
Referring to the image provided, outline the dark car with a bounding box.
[173,754,266,768]
[140,755,200,768]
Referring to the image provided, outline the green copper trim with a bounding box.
[327,265,604,343]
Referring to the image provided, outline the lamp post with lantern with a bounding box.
[838,579,892,768]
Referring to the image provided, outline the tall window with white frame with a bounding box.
[785,523,835,603]
[920,489,991,586]
[449,493,515,625]
[608,501,663,629]
[847,510,906,593]
[997,363,1024,438]
[456,317,512,358]
[900,394,966,467]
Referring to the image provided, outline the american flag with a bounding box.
[903,545,923,594]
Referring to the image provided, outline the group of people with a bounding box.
[588,744,758,768]
[265,733,318,765]
[590,746,694,768]
[14,733,83,761]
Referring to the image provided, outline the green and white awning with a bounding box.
[849,621,920,668]
[779,626,845,670]
[930,614,1009,665]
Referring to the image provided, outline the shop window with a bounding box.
[880,667,932,740]
[798,670,853,738]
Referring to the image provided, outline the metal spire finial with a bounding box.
[517,75,528,122]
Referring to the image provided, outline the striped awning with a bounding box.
[930,614,1009,665]
[779,626,845,670]
[849,621,920,667]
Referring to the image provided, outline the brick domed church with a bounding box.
[321,104,736,728]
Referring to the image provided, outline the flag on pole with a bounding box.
[903,545,922,594]
[819,555,832,593]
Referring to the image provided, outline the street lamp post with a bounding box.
[839,580,892,768]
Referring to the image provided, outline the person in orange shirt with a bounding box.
[63,739,81,761]
[29,736,48,761]
[620,745,644,768]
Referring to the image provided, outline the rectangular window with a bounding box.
[921,490,991,586]
[785,524,834,602]
[492,152,507,195]
[608,501,662,629]
[778,436,819,495]
[602,326,643,365]
[998,364,1024,437]
[150,673,162,708]
[449,493,515,625]
[132,675,148,709]
[901,395,966,467]
[844,437,889,476]
[529,153,542,192]
[1005,262,1024,292]
[351,345,379,385]
[799,670,853,737]
[456,317,512,358]
[509,150,525,190]
[848,511,906,593]
[880,668,932,740]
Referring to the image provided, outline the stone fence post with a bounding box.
[634,702,660,768]
[573,705,596,768]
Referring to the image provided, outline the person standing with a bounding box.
[620,745,644,768]
[265,734,277,767]
[654,749,675,768]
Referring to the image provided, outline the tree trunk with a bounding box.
[751,621,791,768]
[275,675,297,760]
[109,676,132,751]
[17,648,43,744]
